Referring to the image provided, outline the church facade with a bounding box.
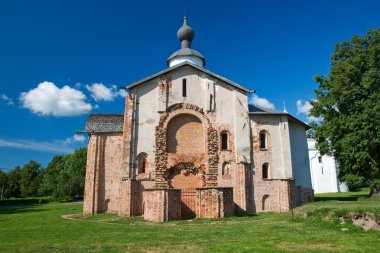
[80,18,313,222]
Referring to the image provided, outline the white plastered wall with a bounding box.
[308,139,348,193]
[250,114,293,179]
[288,121,312,188]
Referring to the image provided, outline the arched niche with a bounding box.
[167,114,205,155]
[262,195,270,211]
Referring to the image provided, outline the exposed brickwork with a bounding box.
[154,103,218,189]
[167,114,204,155]
[233,163,254,214]
[154,126,168,188]
[143,188,181,222]
[118,178,139,216]
[196,187,234,218]
[166,163,206,188]
[83,133,123,214]
[206,127,219,186]
[121,92,135,178]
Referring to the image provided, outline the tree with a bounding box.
[39,148,87,198]
[7,166,22,198]
[63,147,87,197]
[20,161,42,197]
[39,155,67,197]
[306,122,317,139]
[0,170,8,199]
[310,28,380,193]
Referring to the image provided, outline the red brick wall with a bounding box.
[169,173,202,189]
[143,189,181,222]
[83,132,123,214]
[167,114,205,155]
[196,187,233,218]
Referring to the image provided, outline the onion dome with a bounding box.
[167,17,205,67]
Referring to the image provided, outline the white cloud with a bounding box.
[0,138,74,154]
[0,94,14,105]
[115,85,128,97]
[86,83,115,101]
[20,81,92,117]
[60,134,86,145]
[249,94,275,110]
[0,134,87,154]
[73,134,85,142]
[86,83,127,102]
[296,100,312,115]
[296,99,321,122]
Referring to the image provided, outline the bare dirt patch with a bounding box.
[351,215,380,231]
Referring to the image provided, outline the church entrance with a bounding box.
[169,171,203,219]
[181,188,197,219]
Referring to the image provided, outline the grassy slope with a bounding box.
[1,201,380,253]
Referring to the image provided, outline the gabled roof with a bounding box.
[77,114,124,133]
[249,105,310,130]
[121,61,253,93]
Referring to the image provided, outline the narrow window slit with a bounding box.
[182,79,187,97]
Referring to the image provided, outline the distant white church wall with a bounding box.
[307,138,349,193]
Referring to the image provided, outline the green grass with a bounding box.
[314,188,370,201]
[1,199,380,253]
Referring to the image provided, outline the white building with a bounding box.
[307,138,349,193]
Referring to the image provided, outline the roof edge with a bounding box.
[249,112,311,130]
[76,130,123,134]
[121,62,251,93]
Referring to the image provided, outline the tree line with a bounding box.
[0,148,86,200]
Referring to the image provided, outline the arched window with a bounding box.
[259,131,267,149]
[221,132,228,150]
[222,162,231,176]
[182,79,187,97]
[262,163,269,179]
[137,152,148,174]
[262,195,270,211]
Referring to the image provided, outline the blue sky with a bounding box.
[0,0,379,171]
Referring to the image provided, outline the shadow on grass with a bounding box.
[233,213,259,218]
[0,205,48,215]
[315,196,360,201]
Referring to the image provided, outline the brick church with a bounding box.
[80,17,313,222]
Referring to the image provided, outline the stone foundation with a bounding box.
[196,187,233,218]
[143,188,181,222]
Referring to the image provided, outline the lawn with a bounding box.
[0,198,379,252]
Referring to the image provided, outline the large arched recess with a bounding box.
[167,114,205,155]
[154,103,218,189]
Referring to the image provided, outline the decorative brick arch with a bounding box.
[154,103,219,188]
